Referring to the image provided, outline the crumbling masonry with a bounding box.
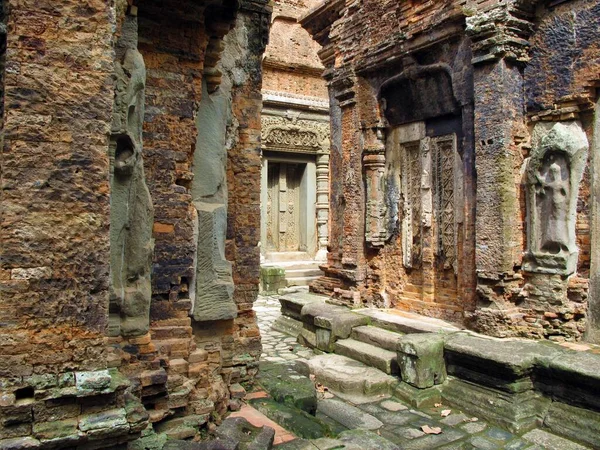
[301,0,600,342]
[0,0,270,447]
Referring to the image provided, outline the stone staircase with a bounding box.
[270,292,600,448]
[262,252,324,287]
[335,326,403,375]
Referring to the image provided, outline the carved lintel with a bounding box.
[261,115,330,154]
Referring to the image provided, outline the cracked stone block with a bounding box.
[193,203,237,322]
[75,370,111,393]
[397,334,446,389]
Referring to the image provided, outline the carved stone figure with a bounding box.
[108,15,154,337]
[535,153,569,254]
[524,122,588,275]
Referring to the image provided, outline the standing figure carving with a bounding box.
[524,122,588,275]
[109,15,154,337]
[535,153,569,255]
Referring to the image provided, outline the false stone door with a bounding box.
[266,162,305,252]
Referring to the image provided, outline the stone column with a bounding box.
[467,6,533,295]
[328,70,366,283]
[364,124,387,248]
[587,97,600,343]
[316,151,330,261]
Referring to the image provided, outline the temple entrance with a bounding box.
[266,161,306,253]
[260,152,323,288]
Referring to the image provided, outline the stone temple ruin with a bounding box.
[1,0,600,449]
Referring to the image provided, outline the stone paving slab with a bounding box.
[521,429,589,450]
[317,398,383,431]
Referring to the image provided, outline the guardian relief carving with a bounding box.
[109,16,154,337]
[524,122,588,275]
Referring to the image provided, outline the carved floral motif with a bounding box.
[261,115,330,153]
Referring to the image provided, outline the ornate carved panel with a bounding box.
[400,134,458,272]
[262,115,329,154]
[401,141,422,268]
[432,135,458,271]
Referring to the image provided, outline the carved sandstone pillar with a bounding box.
[364,124,387,248]
[316,151,330,261]
[109,12,154,337]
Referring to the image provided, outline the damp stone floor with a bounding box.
[243,294,592,450]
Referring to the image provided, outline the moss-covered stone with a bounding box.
[397,333,446,388]
[258,361,317,414]
[249,398,331,440]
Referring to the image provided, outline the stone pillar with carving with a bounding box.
[364,123,387,248]
[109,12,154,338]
[316,150,330,261]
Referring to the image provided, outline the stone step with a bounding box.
[263,260,321,270]
[286,276,321,287]
[285,268,323,278]
[354,308,460,335]
[351,325,404,352]
[299,354,397,401]
[265,251,312,262]
[279,291,328,321]
[334,338,398,375]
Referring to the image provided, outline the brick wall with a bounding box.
[302,0,600,340]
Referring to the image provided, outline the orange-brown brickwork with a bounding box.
[302,0,600,342]
[0,0,271,447]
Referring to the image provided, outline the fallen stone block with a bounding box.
[216,416,275,450]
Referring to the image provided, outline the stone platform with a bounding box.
[256,293,600,449]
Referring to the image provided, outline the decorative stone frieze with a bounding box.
[261,115,330,154]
